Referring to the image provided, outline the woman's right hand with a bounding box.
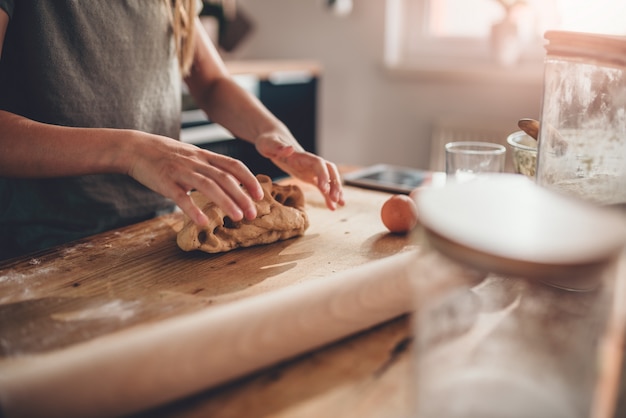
[0,111,263,227]
[126,131,264,227]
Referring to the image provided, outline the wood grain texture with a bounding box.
[131,315,414,418]
[0,180,420,418]
[0,180,412,357]
[0,251,417,418]
[2,177,625,418]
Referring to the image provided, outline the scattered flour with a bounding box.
[50,300,139,322]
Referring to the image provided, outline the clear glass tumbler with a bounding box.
[445,141,506,182]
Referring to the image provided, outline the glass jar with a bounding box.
[536,31,626,207]
[409,175,626,418]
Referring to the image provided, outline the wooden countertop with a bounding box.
[1,177,625,418]
[0,180,408,358]
[225,60,322,79]
[0,179,418,418]
[132,315,414,418]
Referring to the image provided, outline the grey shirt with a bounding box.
[0,1,182,259]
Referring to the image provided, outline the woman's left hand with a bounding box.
[255,132,345,210]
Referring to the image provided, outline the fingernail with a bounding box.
[196,213,209,227]
[230,208,244,222]
[245,207,257,220]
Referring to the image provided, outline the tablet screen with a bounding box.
[343,164,441,194]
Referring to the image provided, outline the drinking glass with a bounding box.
[445,141,506,182]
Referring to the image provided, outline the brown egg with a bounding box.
[380,194,419,234]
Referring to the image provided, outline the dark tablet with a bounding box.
[342,164,443,194]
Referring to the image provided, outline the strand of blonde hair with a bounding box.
[166,0,197,76]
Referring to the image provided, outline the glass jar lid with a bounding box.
[544,30,626,68]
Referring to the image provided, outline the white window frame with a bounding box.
[384,0,545,83]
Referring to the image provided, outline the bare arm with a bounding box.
[182,18,295,152]
[0,8,7,57]
[184,18,344,210]
[0,110,265,225]
[0,110,134,178]
[0,10,130,179]
[0,10,262,225]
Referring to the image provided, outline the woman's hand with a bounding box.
[127,132,264,226]
[182,19,344,212]
[255,132,345,210]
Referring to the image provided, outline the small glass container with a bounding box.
[506,130,537,178]
[536,31,626,207]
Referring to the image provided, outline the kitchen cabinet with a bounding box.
[181,60,321,179]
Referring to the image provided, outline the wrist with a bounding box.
[259,128,304,153]
[104,129,144,176]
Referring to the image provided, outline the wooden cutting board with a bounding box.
[0,179,416,358]
[0,178,423,418]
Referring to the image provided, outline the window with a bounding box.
[385,0,626,81]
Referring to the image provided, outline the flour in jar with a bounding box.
[552,174,626,206]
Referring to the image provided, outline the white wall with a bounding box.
[232,0,544,170]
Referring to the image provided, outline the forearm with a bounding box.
[183,18,302,152]
[191,77,303,150]
[0,110,134,178]
[181,18,343,210]
[0,109,265,224]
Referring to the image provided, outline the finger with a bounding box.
[327,163,345,206]
[205,154,264,201]
[171,187,210,226]
[323,194,337,211]
[313,162,332,194]
[184,172,254,221]
[313,162,345,211]
[180,155,261,220]
[276,153,342,209]
[322,179,343,210]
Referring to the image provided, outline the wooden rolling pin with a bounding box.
[0,250,417,418]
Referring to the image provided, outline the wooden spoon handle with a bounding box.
[517,118,539,140]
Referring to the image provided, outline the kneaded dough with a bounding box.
[177,175,309,253]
